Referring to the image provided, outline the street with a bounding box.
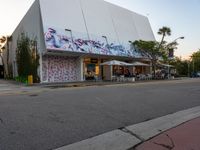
[0,79,200,150]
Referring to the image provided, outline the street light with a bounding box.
[102,36,109,45]
[173,36,184,41]
[170,37,184,43]
[167,36,184,79]
[65,28,73,41]
[102,35,110,54]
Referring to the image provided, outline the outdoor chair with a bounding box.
[139,74,146,80]
[111,75,117,82]
[94,75,101,82]
[146,74,152,80]
[119,75,125,82]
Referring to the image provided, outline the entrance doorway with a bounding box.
[84,58,100,81]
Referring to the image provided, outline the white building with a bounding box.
[6,0,155,83]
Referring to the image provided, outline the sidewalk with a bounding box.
[38,80,126,88]
[38,77,188,89]
[55,106,200,150]
[0,79,23,91]
[0,79,27,87]
[0,77,190,89]
[0,78,193,96]
[0,79,43,95]
[135,117,200,150]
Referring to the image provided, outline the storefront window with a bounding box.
[84,58,100,80]
[113,66,124,76]
[86,64,95,80]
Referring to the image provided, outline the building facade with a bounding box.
[6,0,155,83]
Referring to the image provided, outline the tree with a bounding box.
[16,33,32,78]
[6,36,12,77]
[16,33,40,83]
[170,57,189,77]
[158,26,171,47]
[131,27,174,78]
[0,36,7,77]
[0,47,5,78]
[0,35,12,78]
[0,36,6,44]
[191,49,200,73]
[132,40,164,78]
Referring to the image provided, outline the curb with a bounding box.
[54,106,200,150]
[56,130,141,150]
[39,78,188,89]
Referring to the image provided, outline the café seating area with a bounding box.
[111,73,153,82]
[111,75,135,82]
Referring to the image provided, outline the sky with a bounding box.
[0,0,200,59]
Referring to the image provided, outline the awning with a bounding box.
[157,62,174,68]
[131,61,150,66]
[100,60,132,66]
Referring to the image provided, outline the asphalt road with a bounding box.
[0,79,200,150]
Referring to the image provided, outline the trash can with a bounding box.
[28,75,33,85]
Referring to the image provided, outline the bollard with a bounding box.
[28,75,33,85]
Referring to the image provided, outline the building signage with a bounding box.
[168,48,174,58]
[90,59,98,63]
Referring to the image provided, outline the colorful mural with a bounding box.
[44,27,147,58]
[42,55,79,82]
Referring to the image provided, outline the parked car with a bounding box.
[191,71,200,78]
[197,71,200,77]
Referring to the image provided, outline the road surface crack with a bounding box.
[119,127,145,142]
[153,133,175,150]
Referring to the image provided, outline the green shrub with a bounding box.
[16,33,40,83]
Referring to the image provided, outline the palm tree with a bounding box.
[6,36,12,77]
[0,36,12,78]
[0,36,6,44]
[0,36,7,63]
[0,36,7,78]
[158,26,171,46]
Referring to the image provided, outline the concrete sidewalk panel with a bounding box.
[55,130,141,150]
[126,106,200,141]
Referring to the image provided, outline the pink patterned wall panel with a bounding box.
[42,55,79,82]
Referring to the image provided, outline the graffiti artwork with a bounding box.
[44,27,147,58]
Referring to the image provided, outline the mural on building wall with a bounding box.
[44,27,147,58]
[42,55,79,82]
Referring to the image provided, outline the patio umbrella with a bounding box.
[100,60,132,66]
[131,61,150,66]
[157,62,174,68]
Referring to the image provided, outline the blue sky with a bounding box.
[0,0,199,59]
